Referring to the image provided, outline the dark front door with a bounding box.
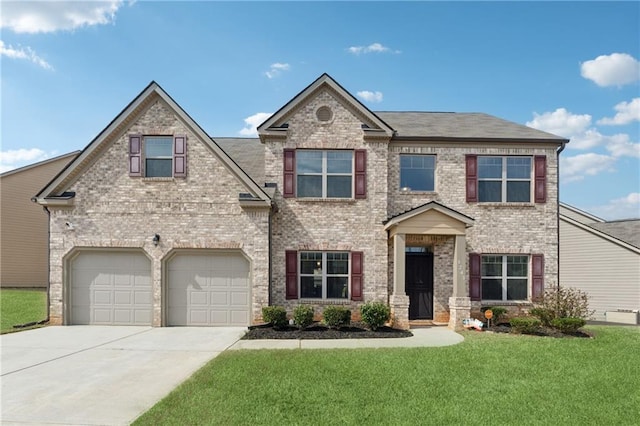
[405,252,434,320]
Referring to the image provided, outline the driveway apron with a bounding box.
[1,326,245,425]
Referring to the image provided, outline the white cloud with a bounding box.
[0,40,53,70]
[265,63,290,79]
[357,90,383,103]
[527,108,599,149]
[605,133,640,158]
[347,43,400,55]
[239,112,272,137]
[590,193,640,220]
[580,53,640,87]
[1,1,124,34]
[598,98,640,125]
[0,148,51,173]
[560,153,616,183]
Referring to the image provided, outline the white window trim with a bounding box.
[481,254,530,302]
[478,156,532,203]
[297,150,353,199]
[299,251,350,300]
[144,136,173,178]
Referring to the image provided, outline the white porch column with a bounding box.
[390,233,410,329]
[449,234,471,330]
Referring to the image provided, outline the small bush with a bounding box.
[360,302,390,331]
[536,287,594,323]
[530,307,554,327]
[510,317,541,334]
[323,306,351,328]
[293,305,314,329]
[262,306,287,328]
[551,317,586,334]
[482,306,508,324]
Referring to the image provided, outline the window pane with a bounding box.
[478,181,502,202]
[507,157,531,179]
[327,252,348,274]
[400,155,435,191]
[506,181,530,202]
[327,176,352,198]
[145,159,172,177]
[300,252,322,274]
[297,151,323,174]
[327,151,352,173]
[478,157,502,178]
[507,256,528,277]
[297,175,322,197]
[482,279,502,299]
[507,279,528,300]
[327,277,348,299]
[482,256,503,276]
[145,137,173,157]
[301,276,322,298]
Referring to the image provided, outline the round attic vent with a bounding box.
[316,106,333,122]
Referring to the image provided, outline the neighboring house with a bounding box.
[34,74,567,329]
[559,203,640,323]
[1,152,79,288]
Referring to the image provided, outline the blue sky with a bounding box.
[1,1,639,219]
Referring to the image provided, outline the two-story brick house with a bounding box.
[35,74,567,329]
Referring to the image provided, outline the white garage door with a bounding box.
[168,252,250,326]
[70,251,152,325]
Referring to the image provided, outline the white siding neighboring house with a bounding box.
[559,203,640,324]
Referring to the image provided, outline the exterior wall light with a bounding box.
[152,234,160,246]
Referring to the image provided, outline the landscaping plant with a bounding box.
[481,306,508,324]
[550,317,586,333]
[322,306,351,328]
[510,317,541,334]
[262,306,288,328]
[360,301,390,330]
[292,305,314,329]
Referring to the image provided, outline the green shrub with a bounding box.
[323,306,351,328]
[529,307,554,327]
[482,306,508,324]
[550,317,586,333]
[293,305,314,329]
[510,317,541,334]
[360,302,390,331]
[262,306,288,328]
[536,287,594,323]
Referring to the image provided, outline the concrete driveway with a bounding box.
[1,326,245,425]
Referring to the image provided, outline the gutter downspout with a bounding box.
[42,205,51,323]
[556,141,567,290]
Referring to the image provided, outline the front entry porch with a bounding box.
[384,202,475,330]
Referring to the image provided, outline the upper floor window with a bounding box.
[145,136,173,177]
[478,156,531,202]
[129,134,186,178]
[400,155,435,191]
[297,150,353,198]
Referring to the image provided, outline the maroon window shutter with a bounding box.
[351,251,363,301]
[534,155,546,203]
[354,150,367,199]
[283,149,295,198]
[173,135,187,178]
[531,254,544,302]
[129,135,142,177]
[466,155,478,202]
[285,250,298,299]
[469,253,482,301]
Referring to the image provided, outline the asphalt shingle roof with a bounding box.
[375,112,567,141]
[214,137,265,185]
[589,220,640,249]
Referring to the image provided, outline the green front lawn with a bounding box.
[0,289,47,334]
[134,326,639,425]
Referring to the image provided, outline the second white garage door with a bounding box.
[167,252,250,326]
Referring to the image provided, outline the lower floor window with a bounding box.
[481,255,528,301]
[300,252,349,299]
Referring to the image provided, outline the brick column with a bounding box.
[449,234,470,330]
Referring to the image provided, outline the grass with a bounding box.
[134,326,640,425]
[0,289,47,334]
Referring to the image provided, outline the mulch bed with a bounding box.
[242,322,413,340]
[484,323,593,338]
